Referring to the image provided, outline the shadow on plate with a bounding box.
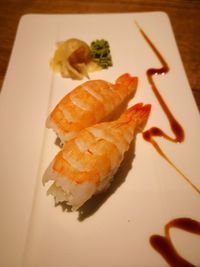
[55,142,135,222]
[54,140,136,218]
[55,140,136,219]
[54,136,63,148]
[77,140,136,221]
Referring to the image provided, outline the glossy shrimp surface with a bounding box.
[43,103,151,210]
[46,73,138,142]
[54,103,150,184]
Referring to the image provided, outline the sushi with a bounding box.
[43,103,151,210]
[46,73,138,142]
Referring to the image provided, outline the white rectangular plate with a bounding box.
[0,12,200,267]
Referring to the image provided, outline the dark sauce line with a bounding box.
[145,137,200,194]
[150,218,200,267]
[135,21,184,143]
[135,22,200,194]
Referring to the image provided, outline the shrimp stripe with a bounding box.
[82,84,104,102]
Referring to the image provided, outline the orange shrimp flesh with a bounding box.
[43,103,151,210]
[47,73,138,142]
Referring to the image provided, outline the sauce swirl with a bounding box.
[135,23,200,266]
[138,25,184,143]
[136,23,200,194]
[150,218,200,267]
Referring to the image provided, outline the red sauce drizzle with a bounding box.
[136,23,200,194]
[150,218,200,267]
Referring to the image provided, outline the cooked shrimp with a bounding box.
[43,103,151,210]
[46,73,138,142]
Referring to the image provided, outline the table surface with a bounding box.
[0,0,199,111]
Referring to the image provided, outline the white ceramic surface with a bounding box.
[0,12,199,267]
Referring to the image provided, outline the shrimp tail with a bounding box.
[120,103,151,131]
[116,73,138,94]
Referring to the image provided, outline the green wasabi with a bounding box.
[90,39,113,69]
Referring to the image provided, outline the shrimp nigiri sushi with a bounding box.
[46,73,138,142]
[43,103,151,210]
